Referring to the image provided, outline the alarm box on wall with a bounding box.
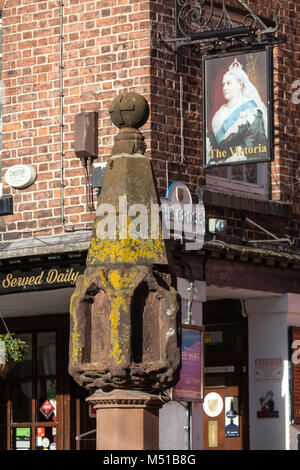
[74,111,98,159]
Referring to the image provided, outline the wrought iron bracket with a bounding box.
[169,0,285,53]
[244,218,295,246]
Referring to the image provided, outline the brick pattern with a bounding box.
[0,0,152,241]
[0,0,299,247]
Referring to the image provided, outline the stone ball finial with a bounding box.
[109,92,149,130]
[109,92,150,155]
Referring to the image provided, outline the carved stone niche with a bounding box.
[69,265,181,393]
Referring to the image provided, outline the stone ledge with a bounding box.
[200,188,292,218]
[0,231,91,260]
[86,389,166,408]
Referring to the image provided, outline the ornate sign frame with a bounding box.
[202,46,274,168]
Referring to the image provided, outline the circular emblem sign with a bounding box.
[42,437,50,449]
[5,164,36,189]
[203,392,224,417]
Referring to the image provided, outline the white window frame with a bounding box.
[206,162,270,199]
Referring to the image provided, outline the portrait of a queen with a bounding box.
[204,52,269,166]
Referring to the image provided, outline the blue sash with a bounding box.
[215,100,257,144]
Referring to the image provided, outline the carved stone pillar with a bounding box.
[86,390,163,450]
[69,92,181,450]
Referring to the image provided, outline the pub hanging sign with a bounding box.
[202,47,274,168]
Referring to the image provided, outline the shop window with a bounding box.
[206,162,270,199]
[1,331,58,450]
[0,315,95,451]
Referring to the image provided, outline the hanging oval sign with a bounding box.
[5,164,37,189]
[203,392,224,417]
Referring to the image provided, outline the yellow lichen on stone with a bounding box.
[106,270,137,365]
[108,269,137,290]
[69,291,82,363]
[71,332,82,363]
[69,271,98,364]
[87,236,167,265]
[79,269,138,366]
[109,294,127,365]
[108,269,124,290]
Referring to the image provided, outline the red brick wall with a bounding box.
[149,0,203,195]
[0,0,152,241]
[0,0,299,245]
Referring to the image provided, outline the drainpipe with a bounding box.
[59,0,92,233]
[183,264,195,450]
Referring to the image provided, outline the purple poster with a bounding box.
[173,326,203,401]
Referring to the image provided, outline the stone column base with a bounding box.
[86,389,167,450]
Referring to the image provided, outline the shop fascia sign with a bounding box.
[0,265,84,294]
[160,181,205,250]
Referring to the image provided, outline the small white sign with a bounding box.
[42,437,50,448]
[203,392,224,417]
[5,165,36,189]
[255,358,283,381]
[205,366,235,374]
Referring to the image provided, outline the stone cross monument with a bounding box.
[69,92,181,450]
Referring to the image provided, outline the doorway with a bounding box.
[203,299,249,450]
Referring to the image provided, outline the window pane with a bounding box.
[36,426,56,450]
[244,164,258,184]
[37,378,56,423]
[12,381,32,423]
[12,333,32,379]
[209,166,227,178]
[231,164,258,184]
[206,162,269,198]
[0,381,6,450]
[231,165,244,181]
[11,427,31,451]
[205,323,244,353]
[37,332,56,376]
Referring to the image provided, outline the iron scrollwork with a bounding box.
[175,0,278,39]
